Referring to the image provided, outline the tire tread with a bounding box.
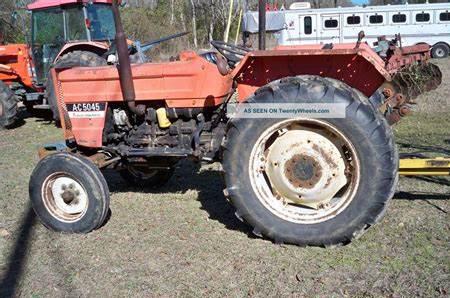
[0,81,19,129]
[223,75,398,246]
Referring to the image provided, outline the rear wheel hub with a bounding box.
[249,119,360,224]
[285,154,322,189]
[265,129,348,209]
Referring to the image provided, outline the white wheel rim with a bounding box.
[249,119,360,224]
[42,173,89,223]
[435,48,445,57]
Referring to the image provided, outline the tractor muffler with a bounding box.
[112,0,145,116]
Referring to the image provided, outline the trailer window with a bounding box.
[324,19,338,28]
[440,12,450,22]
[347,16,360,25]
[416,13,430,22]
[304,17,312,34]
[392,13,406,23]
[369,15,383,24]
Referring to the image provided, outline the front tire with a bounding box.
[0,81,19,129]
[223,76,398,246]
[29,152,110,233]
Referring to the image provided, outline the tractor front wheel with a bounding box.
[0,81,19,129]
[46,51,107,123]
[29,152,110,233]
[223,76,398,246]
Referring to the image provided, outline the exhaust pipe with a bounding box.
[111,0,145,116]
[258,0,266,50]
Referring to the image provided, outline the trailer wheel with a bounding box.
[46,51,107,122]
[29,152,110,233]
[223,76,398,247]
[431,43,449,59]
[120,165,175,188]
[0,81,19,129]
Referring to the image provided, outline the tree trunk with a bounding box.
[190,0,198,47]
[208,0,215,41]
[180,10,187,32]
[170,0,175,25]
[223,0,234,42]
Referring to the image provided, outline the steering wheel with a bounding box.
[211,40,250,65]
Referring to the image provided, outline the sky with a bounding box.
[351,0,370,4]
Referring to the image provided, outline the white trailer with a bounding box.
[243,2,450,58]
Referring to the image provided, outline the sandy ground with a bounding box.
[0,59,449,297]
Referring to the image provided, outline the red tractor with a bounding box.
[28,1,442,246]
[0,0,118,128]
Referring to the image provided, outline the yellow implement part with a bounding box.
[399,157,450,176]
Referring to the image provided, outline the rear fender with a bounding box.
[232,43,390,101]
[55,42,110,62]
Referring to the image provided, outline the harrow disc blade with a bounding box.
[391,63,442,101]
[427,63,443,91]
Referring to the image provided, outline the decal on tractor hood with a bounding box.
[67,103,106,119]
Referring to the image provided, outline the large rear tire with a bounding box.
[223,76,398,247]
[46,51,107,122]
[29,152,110,233]
[0,81,19,129]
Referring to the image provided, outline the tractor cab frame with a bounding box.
[0,0,120,129]
[28,0,117,85]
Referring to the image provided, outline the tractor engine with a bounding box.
[103,105,226,162]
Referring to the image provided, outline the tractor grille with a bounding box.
[56,80,74,139]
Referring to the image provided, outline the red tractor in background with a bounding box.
[0,0,118,128]
[0,43,35,127]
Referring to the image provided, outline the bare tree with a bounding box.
[190,0,198,47]
[170,0,175,25]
